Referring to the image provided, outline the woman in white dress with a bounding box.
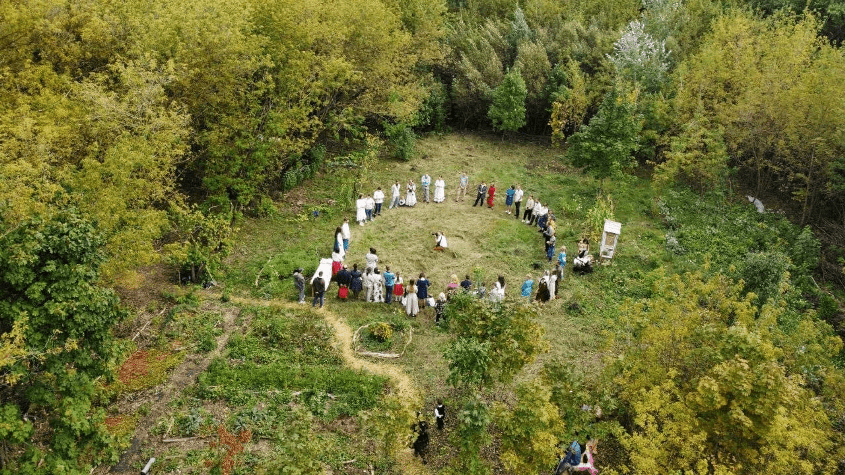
[372,268,384,302]
[355,194,367,225]
[405,180,417,207]
[404,279,419,317]
[489,275,505,302]
[433,176,446,203]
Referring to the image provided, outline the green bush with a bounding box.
[383,121,416,161]
[370,322,394,342]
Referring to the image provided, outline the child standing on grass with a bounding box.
[393,272,404,302]
[417,273,430,307]
[558,246,567,269]
[546,234,556,262]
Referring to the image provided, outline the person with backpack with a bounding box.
[554,440,582,474]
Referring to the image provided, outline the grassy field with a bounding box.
[105,132,834,474]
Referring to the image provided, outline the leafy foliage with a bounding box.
[488,68,528,133]
[495,378,563,473]
[0,211,126,472]
[566,86,641,185]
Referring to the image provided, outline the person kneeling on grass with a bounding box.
[433,231,448,251]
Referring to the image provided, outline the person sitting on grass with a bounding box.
[433,232,448,251]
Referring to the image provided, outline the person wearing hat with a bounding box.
[293,268,306,304]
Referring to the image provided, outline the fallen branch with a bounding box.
[162,437,203,443]
[254,256,273,287]
[133,308,166,342]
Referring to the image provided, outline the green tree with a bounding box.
[488,68,528,133]
[0,211,127,473]
[609,271,843,474]
[654,112,730,194]
[444,397,491,475]
[566,86,641,187]
[495,378,563,473]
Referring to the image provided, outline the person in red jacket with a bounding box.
[486,183,496,208]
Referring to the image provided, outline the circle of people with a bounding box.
[293,172,595,313]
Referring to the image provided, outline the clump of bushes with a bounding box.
[370,322,394,342]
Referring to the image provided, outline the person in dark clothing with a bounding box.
[349,264,363,299]
[434,401,446,430]
[312,271,325,308]
[412,419,430,464]
[293,268,306,304]
[336,265,351,300]
[472,182,488,207]
[416,273,430,307]
[460,275,472,292]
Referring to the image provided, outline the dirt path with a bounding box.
[220,294,431,474]
[106,303,243,474]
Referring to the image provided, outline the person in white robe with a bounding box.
[405,180,417,207]
[433,176,446,203]
[355,194,367,225]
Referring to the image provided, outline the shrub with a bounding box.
[383,121,416,161]
[370,322,394,342]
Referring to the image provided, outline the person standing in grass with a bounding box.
[293,268,306,304]
[434,175,446,203]
[365,194,375,221]
[393,272,405,302]
[521,274,534,300]
[373,187,385,217]
[356,194,367,226]
[383,266,396,304]
[372,268,385,303]
[547,269,557,300]
[405,279,419,317]
[365,247,379,271]
[535,274,550,303]
[473,182,488,207]
[446,274,460,295]
[523,194,535,223]
[558,246,567,269]
[486,183,496,208]
[341,218,351,251]
[417,273,430,307]
[553,263,563,300]
[435,400,446,430]
[406,179,418,207]
[421,173,432,203]
[513,185,524,219]
[546,234,557,262]
[390,181,402,209]
[505,185,516,214]
[456,172,469,202]
[336,264,351,301]
[434,293,447,324]
[350,264,363,300]
[363,268,375,302]
[334,226,345,260]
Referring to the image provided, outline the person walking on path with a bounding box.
[383,266,396,304]
[456,172,469,202]
[421,173,432,203]
[373,187,385,216]
[389,181,402,209]
[505,185,516,214]
[486,183,496,208]
[293,268,306,304]
[514,185,524,219]
[473,182,488,207]
[341,218,351,251]
[312,271,326,308]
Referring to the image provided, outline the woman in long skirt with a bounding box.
[433,176,446,203]
[486,183,496,208]
[355,194,367,225]
[405,180,417,207]
[405,279,419,317]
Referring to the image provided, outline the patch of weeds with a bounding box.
[175,407,215,437]
[108,349,183,394]
[104,414,139,447]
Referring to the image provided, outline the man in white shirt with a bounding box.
[365,194,375,221]
[373,187,385,216]
[513,185,524,220]
[389,181,401,209]
[341,218,351,250]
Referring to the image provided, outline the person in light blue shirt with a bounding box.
[558,246,567,268]
[421,174,432,203]
[521,275,534,299]
[456,172,469,202]
[383,266,396,304]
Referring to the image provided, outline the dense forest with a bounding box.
[2,0,845,473]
